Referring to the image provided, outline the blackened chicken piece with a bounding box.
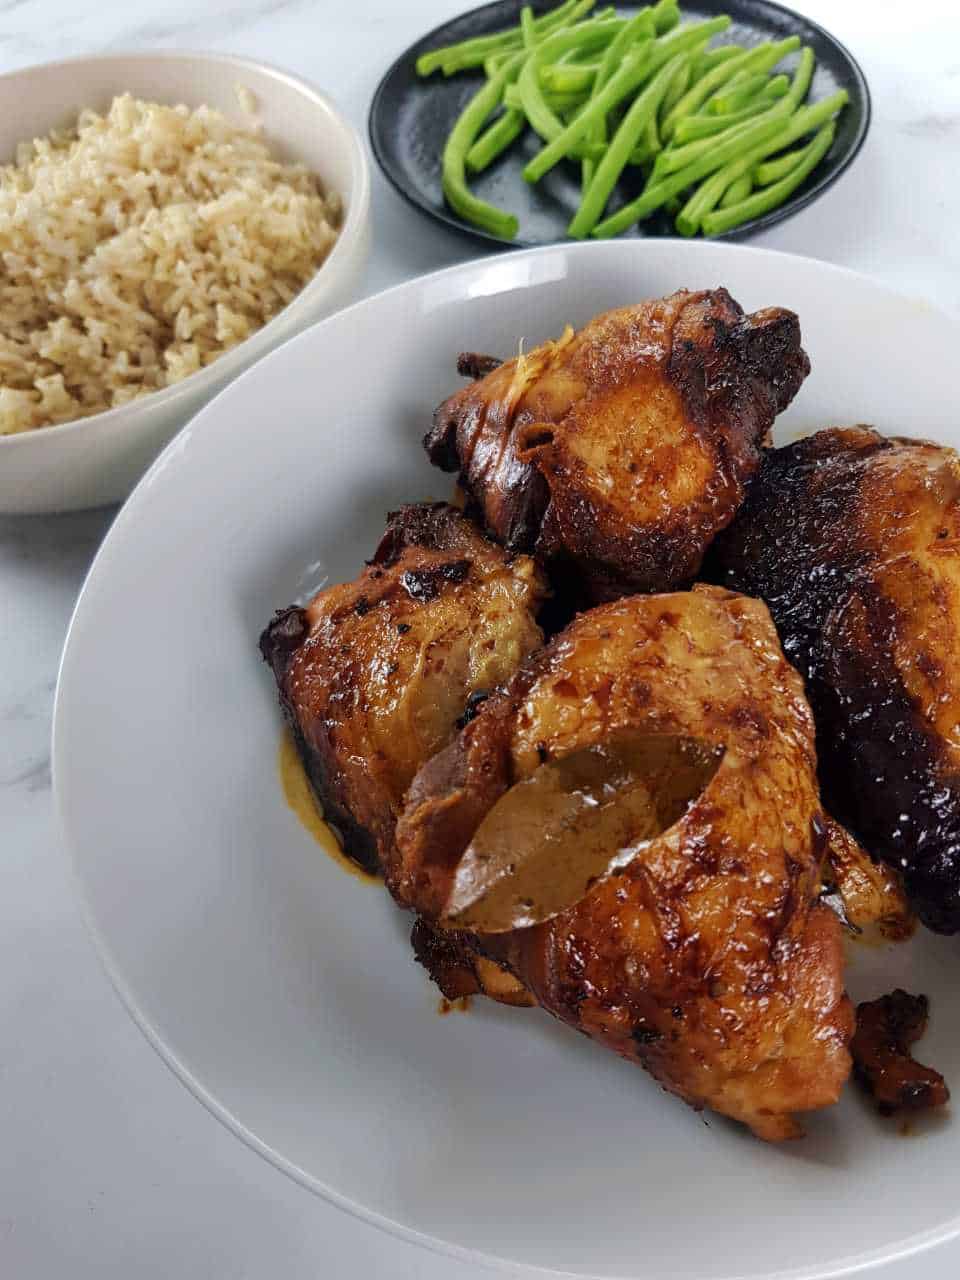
[425,289,809,602]
[396,586,853,1140]
[259,503,547,880]
[851,990,949,1116]
[711,427,960,934]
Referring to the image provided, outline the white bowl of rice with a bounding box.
[0,51,370,514]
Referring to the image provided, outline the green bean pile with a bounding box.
[416,0,848,239]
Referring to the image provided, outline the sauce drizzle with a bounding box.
[278,731,379,884]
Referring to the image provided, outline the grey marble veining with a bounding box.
[1,509,113,806]
[902,112,960,137]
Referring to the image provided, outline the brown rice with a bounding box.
[0,93,340,434]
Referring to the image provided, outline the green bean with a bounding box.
[561,32,608,60]
[720,173,753,207]
[418,35,517,78]
[518,18,626,144]
[590,11,730,158]
[569,49,694,238]
[674,162,736,236]
[549,15,614,69]
[654,44,814,177]
[441,52,525,238]
[660,43,768,139]
[483,51,512,76]
[673,93,778,143]
[581,8,655,191]
[661,34,799,141]
[587,7,656,110]
[545,0,593,26]
[702,120,836,235]
[541,62,599,93]
[504,83,587,113]
[466,107,526,172]
[483,0,604,66]
[520,5,537,48]
[628,139,657,166]
[708,72,772,115]
[759,73,789,98]
[592,82,846,236]
[672,78,801,236]
[693,44,741,75]
[415,0,588,77]
[646,15,731,75]
[651,0,681,33]
[718,70,789,110]
[660,58,691,120]
[754,130,824,184]
[524,45,653,182]
[596,6,657,78]
[470,0,590,70]
[550,91,592,114]
[540,0,603,36]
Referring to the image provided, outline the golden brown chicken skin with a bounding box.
[396,586,853,1140]
[710,427,960,934]
[820,818,914,942]
[259,503,547,879]
[425,289,810,601]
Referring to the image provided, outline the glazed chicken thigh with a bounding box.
[396,586,854,1139]
[259,502,548,880]
[426,288,809,601]
[711,427,960,934]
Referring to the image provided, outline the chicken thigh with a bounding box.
[710,427,960,934]
[426,288,809,601]
[396,586,853,1139]
[259,502,547,880]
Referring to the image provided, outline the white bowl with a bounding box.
[56,240,960,1280]
[0,51,370,515]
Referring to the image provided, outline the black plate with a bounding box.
[369,0,870,246]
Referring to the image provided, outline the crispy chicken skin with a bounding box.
[851,990,949,1116]
[259,503,547,879]
[821,818,915,942]
[425,289,809,601]
[710,427,960,934]
[396,586,853,1139]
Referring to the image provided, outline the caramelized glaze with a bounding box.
[398,586,853,1140]
[278,731,378,883]
[712,427,960,933]
[426,288,809,601]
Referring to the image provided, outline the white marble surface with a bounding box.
[2,2,959,1277]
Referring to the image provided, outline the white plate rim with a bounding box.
[53,239,960,1280]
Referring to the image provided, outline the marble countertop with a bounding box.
[2,2,958,1277]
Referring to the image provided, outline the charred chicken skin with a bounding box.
[710,427,960,934]
[259,503,547,879]
[851,990,949,1116]
[396,586,854,1140]
[425,289,810,601]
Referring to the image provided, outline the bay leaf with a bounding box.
[441,731,723,933]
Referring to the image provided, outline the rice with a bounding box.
[0,93,341,434]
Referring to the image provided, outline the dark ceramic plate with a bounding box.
[369,0,870,246]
